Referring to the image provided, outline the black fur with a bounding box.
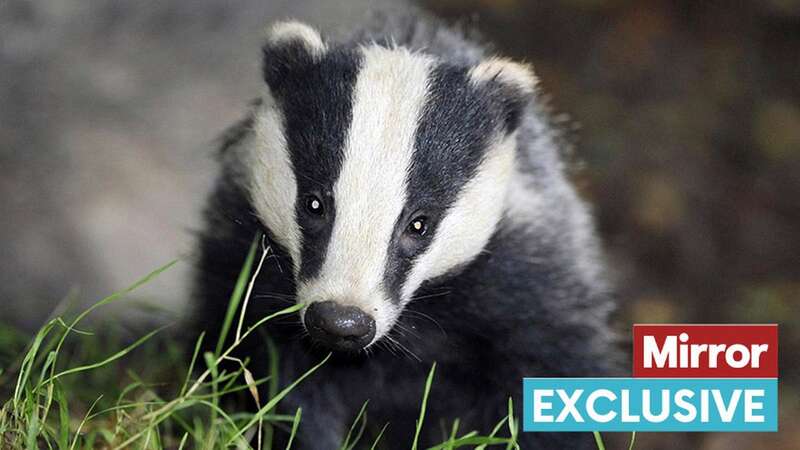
[385,63,518,303]
[264,43,361,282]
[192,12,619,450]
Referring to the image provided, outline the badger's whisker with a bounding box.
[402,310,447,337]
[363,345,375,358]
[411,290,452,302]
[379,338,403,360]
[384,333,421,362]
[252,294,295,304]
[294,170,328,190]
[393,321,422,340]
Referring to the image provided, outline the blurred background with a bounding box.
[1,0,798,448]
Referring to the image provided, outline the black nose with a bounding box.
[304,301,376,352]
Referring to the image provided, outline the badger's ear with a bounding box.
[469,57,538,132]
[262,21,327,89]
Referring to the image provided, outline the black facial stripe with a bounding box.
[383,63,508,301]
[267,48,361,281]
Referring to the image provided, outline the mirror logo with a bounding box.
[523,324,779,432]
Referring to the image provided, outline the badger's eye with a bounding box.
[407,216,428,236]
[305,195,324,216]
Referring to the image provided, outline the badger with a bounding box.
[193,11,617,449]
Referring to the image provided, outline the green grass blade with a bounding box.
[225,353,331,446]
[13,319,57,408]
[24,409,40,450]
[341,400,369,450]
[592,431,605,450]
[177,432,189,450]
[286,407,302,450]
[88,401,163,421]
[44,260,177,406]
[506,397,519,450]
[475,416,508,450]
[262,333,281,450]
[201,351,220,450]
[230,304,303,353]
[445,419,460,449]
[36,350,58,426]
[133,304,302,433]
[196,400,241,434]
[215,235,259,356]
[64,259,178,337]
[236,239,271,341]
[70,396,102,450]
[412,363,436,450]
[266,335,280,403]
[42,326,165,385]
[628,431,636,450]
[370,423,390,450]
[83,430,98,449]
[54,381,70,450]
[180,332,205,397]
[427,436,509,449]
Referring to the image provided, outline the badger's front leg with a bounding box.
[275,386,351,449]
[274,352,431,449]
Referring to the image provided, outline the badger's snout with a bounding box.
[304,301,376,352]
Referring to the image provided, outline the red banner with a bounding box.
[633,324,778,378]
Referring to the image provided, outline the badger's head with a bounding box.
[244,21,537,353]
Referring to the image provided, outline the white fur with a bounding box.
[248,94,302,271]
[469,57,538,95]
[266,21,327,57]
[402,133,518,300]
[501,152,604,293]
[251,42,529,346]
[297,45,435,343]
[502,165,547,232]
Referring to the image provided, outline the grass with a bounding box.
[0,237,528,449]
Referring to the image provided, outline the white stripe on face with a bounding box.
[297,46,435,342]
[248,95,302,269]
[402,132,518,301]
